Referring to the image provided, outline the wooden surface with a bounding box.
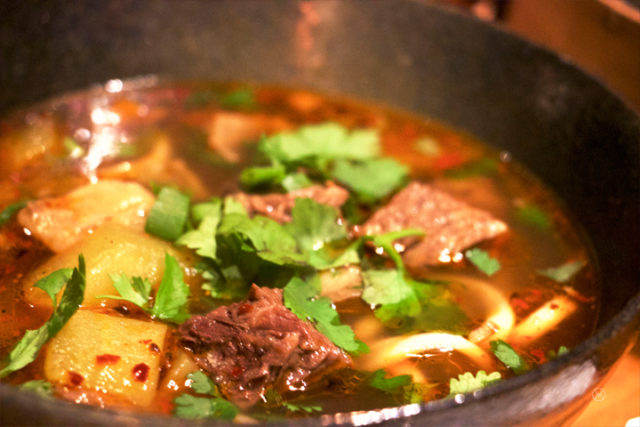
[571,343,640,427]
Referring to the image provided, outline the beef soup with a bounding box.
[0,82,599,421]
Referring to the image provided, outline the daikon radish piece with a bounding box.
[45,310,167,407]
[508,295,577,345]
[358,332,494,371]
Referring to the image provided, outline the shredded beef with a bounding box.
[356,182,507,267]
[231,182,349,223]
[179,285,352,408]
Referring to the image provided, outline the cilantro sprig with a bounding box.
[449,371,501,396]
[173,371,238,420]
[98,253,190,324]
[0,256,86,378]
[241,123,407,202]
[490,340,529,375]
[284,276,368,355]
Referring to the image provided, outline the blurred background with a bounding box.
[440,0,640,113]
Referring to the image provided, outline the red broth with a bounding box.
[0,82,599,419]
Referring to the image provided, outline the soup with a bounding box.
[0,81,599,421]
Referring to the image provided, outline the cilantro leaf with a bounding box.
[516,203,551,230]
[151,253,191,323]
[490,340,529,375]
[284,402,322,413]
[281,172,312,192]
[331,158,408,202]
[187,371,220,396]
[173,394,238,420]
[260,123,380,166]
[362,269,421,325]
[0,201,28,227]
[33,268,73,308]
[449,371,501,395]
[99,254,189,324]
[101,274,151,307]
[219,88,257,111]
[538,260,585,283]
[0,256,86,378]
[19,380,53,398]
[145,187,191,241]
[177,199,222,259]
[286,198,347,252]
[240,162,286,189]
[548,345,569,360]
[283,276,367,354]
[368,369,412,392]
[465,248,501,276]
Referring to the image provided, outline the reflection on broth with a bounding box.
[0,82,599,420]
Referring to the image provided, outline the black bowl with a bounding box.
[0,1,638,425]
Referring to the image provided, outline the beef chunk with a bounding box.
[356,182,507,267]
[179,285,352,408]
[232,182,349,223]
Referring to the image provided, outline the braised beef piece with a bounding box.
[356,182,507,268]
[232,182,349,223]
[179,285,352,408]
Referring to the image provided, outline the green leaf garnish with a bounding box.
[362,269,421,324]
[368,369,412,392]
[490,340,529,375]
[0,201,28,227]
[145,187,191,241]
[173,394,238,420]
[449,371,501,395]
[538,260,585,283]
[516,204,551,230]
[283,402,323,413]
[283,276,368,354]
[286,198,347,253]
[19,380,53,398]
[176,199,222,259]
[219,88,257,111]
[99,254,190,324]
[187,371,220,396]
[0,255,86,378]
[465,248,501,276]
[332,158,408,202]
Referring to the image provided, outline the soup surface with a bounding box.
[0,81,599,421]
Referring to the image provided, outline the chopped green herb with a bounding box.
[219,88,257,111]
[0,256,86,378]
[403,382,431,404]
[145,187,191,241]
[517,203,551,230]
[99,254,190,324]
[465,248,501,276]
[286,198,347,253]
[240,163,286,190]
[368,369,412,392]
[177,200,222,259]
[538,260,585,283]
[449,371,501,395]
[152,253,191,323]
[490,340,529,375]
[281,172,313,192]
[173,394,238,420]
[332,158,408,202]
[19,380,53,398]
[283,276,368,354]
[283,402,323,413]
[0,201,28,227]
[187,371,220,396]
[548,345,569,360]
[362,269,421,325]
